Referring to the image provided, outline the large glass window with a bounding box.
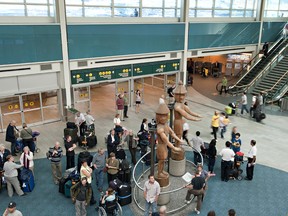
[215,0,231,9]
[265,0,288,17]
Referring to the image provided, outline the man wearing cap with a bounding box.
[3,202,23,216]
[3,155,25,197]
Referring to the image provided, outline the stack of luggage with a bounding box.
[64,122,78,143]
[109,178,132,206]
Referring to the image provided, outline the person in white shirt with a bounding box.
[240,92,249,115]
[20,146,34,175]
[85,110,95,132]
[75,112,86,136]
[245,140,257,181]
[191,131,205,165]
[143,175,160,216]
[219,141,235,182]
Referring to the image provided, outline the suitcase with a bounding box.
[59,177,68,194]
[67,122,77,129]
[64,180,72,198]
[116,148,126,160]
[64,128,78,143]
[124,169,131,183]
[118,183,132,206]
[77,151,93,172]
[78,135,97,148]
[228,103,236,114]
[20,168,35,192]
[109,178,122,191]
[255,112,266,122]
[118,170,125,183]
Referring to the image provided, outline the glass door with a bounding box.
[21,93,42,125]
[73,86,90,113]
[41,90,61,122]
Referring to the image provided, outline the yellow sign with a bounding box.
[29,102,34,106]
[24,103,28,107]
[15,104,19,109]
[8,105,13,110]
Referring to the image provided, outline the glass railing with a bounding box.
[265,73,288,103]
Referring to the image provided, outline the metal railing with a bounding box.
[132,145,203,214]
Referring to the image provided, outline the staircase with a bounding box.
[229,38,288,95]
[251,56,288,95]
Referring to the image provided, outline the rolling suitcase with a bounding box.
[67,122,77,129]
[64,180,72,198]
[78,135,97,148]
[64,128,78,143]
[124,169,131,184]
[77,151,93,172]
[118,183,132,206]
[59,177,68,194]
[20,168,35,192]
[118,170,125,183]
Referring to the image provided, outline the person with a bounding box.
[107,129,119,156]
[5,120,18,156]
[19,146,34,175]
[207,139,217,173]
[182,121,190,145]
[3,155,25,197]
[143,175,161,216]
[184,170,206,215]
[124,130,138,165]
[140,118,149,132]
[48,141,63,185]
[245,140,257,181]
[0,144,11,169]
[231,126,237,142]
[155,103,182,178]
[92,148,106,192]
[98,187,116,212]
[80,160,96,205]
[219,112,230,139]
[197,164,211,193]
[3,202,23,216]
[167,84,176,104]
[64,135,76,170]
[258,92,264,111]
[220,76,227,95]
[84,110,95,132]
[70,177,92,216]
[123,91,129,118]
[106,152,119,183]
[116,94,125,121]
[211,111,220,140]
[135,89,141,113]
[250,94,257,117]
[219,141,235,182]
[262,42,269,57]
[159,94,165,104]
[75,112,86,136]
[152,205,167,216]
[191,131,205,165]
[207,210,216,216]
[231,133,241,153]
[20,123,35,153]
[228,209,236,216]
[240,92,249,115]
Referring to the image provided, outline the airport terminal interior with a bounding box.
[0,0,288,215]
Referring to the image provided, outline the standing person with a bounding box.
[3,155,25,197]
[262,42,269,57]
[116,94,125,121]
[124,130,138,165]
[80,160,96,205]
[92,148,106,192]
[107,129,119,156]
[140,118,149,132]
[5,120,18,156]
[250,94,257,117]
[123,91,129,118]
[113,114,123,134]
[19,146,34,175]
[220,113,230,139]
[231,133,242,153]
[245,140,257,181]
[167,84,176,104]
[258,92,264,111]
[240,92,249,115]
[211,111,220,140]
[207,139,217,173]
[231,126,237,142]
[70,177,92,216]
[159,95,165,104]
[207,211,216,216]
[106,152,119,183]
[48,141,63,185]
[0,144,11,169]
[228,209,236,216]
[75,112,86,136]
[20,123,35,153]
[143,175,161,216]
[184,170,206,215]
[135,89,141,113]
[219,141,235,182]
[191,131,205,165]
[85,110,95,132]
[65,135,76,170]
[3,202,23,216]
[220,76,228,95]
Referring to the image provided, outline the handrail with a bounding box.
[262,71,288,95]
[229,40,288,94]
[264,71,288,102]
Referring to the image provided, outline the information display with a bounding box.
[71,60,180,85]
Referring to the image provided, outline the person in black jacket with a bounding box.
[5,120,18,156]
[65,135,76,170]
[262,42,269,57]
[0,144,11,169]
[207,139,217,173]
[106,129,119,156]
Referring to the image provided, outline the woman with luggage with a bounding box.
[80,160,96,205]
[20,146,34,175]
[106,153,119,183]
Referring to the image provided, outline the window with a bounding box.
[265,0,288,17]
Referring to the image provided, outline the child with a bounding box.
[231,133,241,153]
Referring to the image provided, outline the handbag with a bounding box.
[102,167,108,173]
